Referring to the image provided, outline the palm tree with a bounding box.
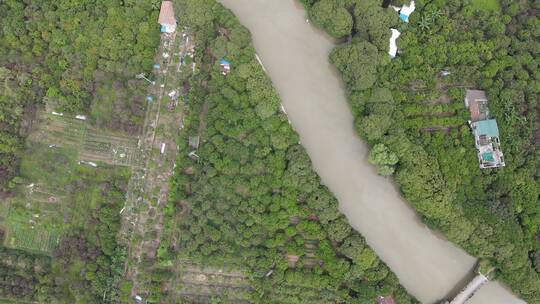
[418,16,432,31]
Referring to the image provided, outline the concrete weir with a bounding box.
[449,274,488,304]
[218,1,526,303]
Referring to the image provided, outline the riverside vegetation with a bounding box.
[143,0,419,303]
[304,0,540,302]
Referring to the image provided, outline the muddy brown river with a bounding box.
[218,1,526,303]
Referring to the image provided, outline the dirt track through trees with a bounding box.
[119,29,188,298]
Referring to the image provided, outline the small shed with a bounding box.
[159,1,177,33]
[189,136,200,149]
[220,58,231,76]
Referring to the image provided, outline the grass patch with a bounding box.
[0,200,10,221]
[471,0,500,12]
[19,143,78,189]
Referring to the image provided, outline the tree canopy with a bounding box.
[330,41,379,90]
[305,0,540,301]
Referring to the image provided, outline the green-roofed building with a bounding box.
[473,119,499,138]
[467,93,505,169]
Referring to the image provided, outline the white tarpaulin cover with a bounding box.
[389,28,401,58]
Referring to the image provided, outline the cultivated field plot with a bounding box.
[28,113,86,147]
[399,79,470,134]
[29,112,142,168]
[163,259,338,303]
[0,139,131,255]
[81,127,142,168]
[25,184,67,207]
[0,146,70,254]
[164,262,252,304]
[3,222,59,254]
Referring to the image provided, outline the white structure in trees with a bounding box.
[388,28,400,58]
[391,1,416,23]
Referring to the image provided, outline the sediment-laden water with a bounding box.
[219,1,525,303]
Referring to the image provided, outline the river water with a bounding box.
[218,1,526,303]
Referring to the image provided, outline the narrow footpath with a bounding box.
[218,1,526,304]
[119,29,187,299]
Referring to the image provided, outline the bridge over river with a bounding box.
[219,1,526,303]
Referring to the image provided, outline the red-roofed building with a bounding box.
[159,1,177,33]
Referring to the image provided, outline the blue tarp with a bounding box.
[153,64,161,69]
[160,25,167,33]
[400,13,409,22]
[220,58,231,66]
[146,96,153,102]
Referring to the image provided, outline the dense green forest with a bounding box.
[305,0,540,301]
[0,246,51,302]
[0,0,160,190]
[143,0,418,303]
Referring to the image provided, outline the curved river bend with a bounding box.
[219,1,526,303]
